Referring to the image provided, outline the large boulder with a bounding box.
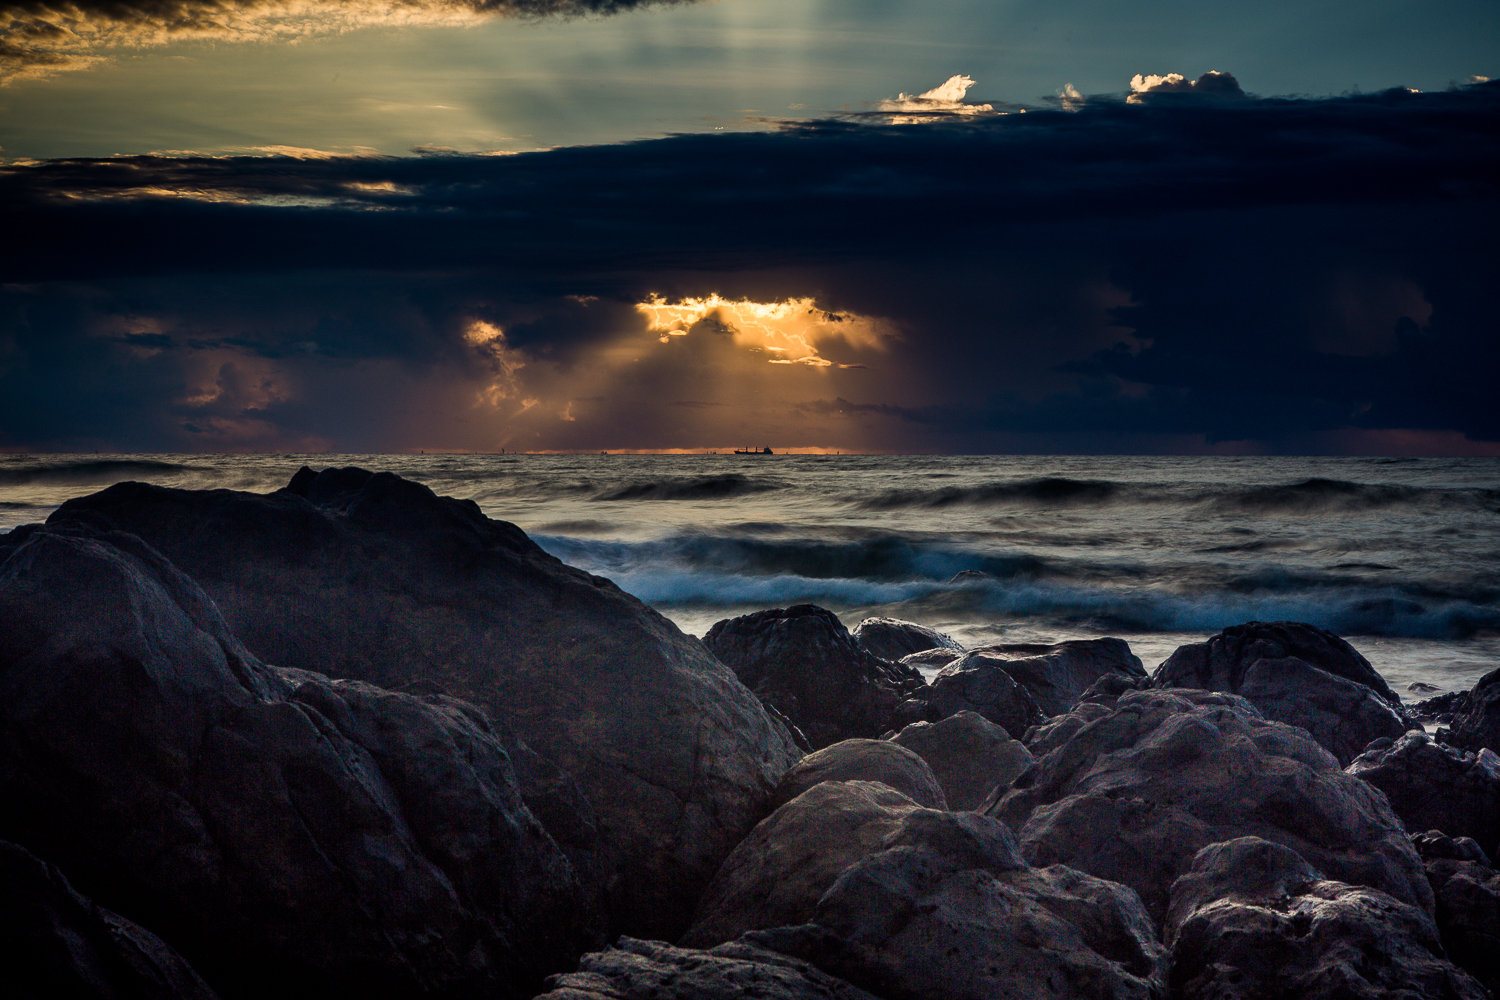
[1,840,219,1000]
[1022,673,1153,756]
[1154,622,1408,764]
[850,617,963,663]
[890,711,1034,810]
[956,639,1146,717]
[533,937,881,1000]
[703,605,924,749]
[917,651,1045,739]
[1443,667,1500,753]
[1412,831,1500,996]
[768,740,946,811]
[0,523,590,999]
[987,688,1431,921]
[681,781,926,949]
[44,468,802,939]
[1348,731,1500,859]
[1165,837,1486,1000]
[753,809,1166,1000]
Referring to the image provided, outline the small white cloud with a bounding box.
[873,75,997,123]
[1059,82,1084,111]
[1127,70,1246,104]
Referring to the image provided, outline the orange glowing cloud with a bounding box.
[634,294,892,368]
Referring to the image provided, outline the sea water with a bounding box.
[3,453,1497,697]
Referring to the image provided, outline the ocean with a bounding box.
[4,453,1497,698]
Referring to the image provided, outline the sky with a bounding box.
[0,0,1497,454]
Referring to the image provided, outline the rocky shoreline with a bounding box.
[3,468,1497,998]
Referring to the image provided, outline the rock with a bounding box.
[704,605,924,749]
[1154,622,1408,764]
[850,617,963,662]
[752,809,1166,1000]
[897,647,965,671]
[1444,667,1500,753]
[1348,731,1500,860]
[533,937,881,1000]
[1166,837,1487,1000]
[919,651,1046,738]
[0,523,589,999]
[45,468,802,939]
[1021,673,1153,755]
[1413,690,1469,728]
[0,840,220,1000]
[1412,831,1500,996]
[768,740,947,811]
[987,688,1432,921]
[956,639,1146,717]
[681,781,926,948]
[890,711,1034,810]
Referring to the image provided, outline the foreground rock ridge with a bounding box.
[4,467,1499,999]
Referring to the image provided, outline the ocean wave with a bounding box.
[1212,478,1427,513]
[860,477,1123,510]
[0,459,198,486]
[592,473,780,502]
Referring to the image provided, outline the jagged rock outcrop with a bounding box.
[43,468,802,939]
[1412,831,1500,996]
[1153,621,1409,764]
[987,688,1432,921]
[1348,731,1500,859]
[0,840,220,1000]
[913,651,1045,739]
[850,617,963,663]
[954,639,1145,717]
[890,711,1034,810]
[768,740,947,811]
[0,522,590,999]
[704,605,924,749]
[533,937,881,1000]
[751,809,1166,1000]
[1443,667,1500,753]
[1165,837,1487,1000]
[681,781,926,949]
[1022,673,1153,755]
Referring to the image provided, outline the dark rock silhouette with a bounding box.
[850,617,963,663]
[0,522,588,999]
[1349,731,1500,860]
[1165,837,1486,1000]
[0,840,220,1000]
[1154,621,1409,764]
[1443,667,1500,754]
[767,739,947,811]
[914,650,1046,739]
[890,711,1034,810]
[704,605,924,749]
[955,639,1146,717]
[45,468,802,940]
[987,688,1431,922]
[1412,830,1500,996]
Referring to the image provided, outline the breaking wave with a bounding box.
[860,477,1122,509]
[0,459,199,486]
[592,474,780,501]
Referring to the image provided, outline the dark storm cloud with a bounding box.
[1,80,1496,452]
[0,0,687,80]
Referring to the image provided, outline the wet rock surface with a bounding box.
[889,711,1034,810]
[1412,831,1500,996]
[1,840,220,1000]
[1443,667,1500,753]
[955,638,1146,718]
[1348,731,1500,859]
[987,688,1431,922]
[850,617,964,663]
[915,651,1046,738]
[45,468,802,940]
[1154,621,1409,764]
[533,937,882,1000]
[0,523,589,999]
[705,604,925,749]
[1165,837,1487,1000]
[767,740,947,811]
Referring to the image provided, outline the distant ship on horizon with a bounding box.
[734,446,774,455]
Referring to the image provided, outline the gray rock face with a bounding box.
[1349,731,1500,860]
[1022,673,1154,755]
[1444,667,1500,753]
[921,651,1045,738]
[987,688,1432,921]
[897,647,964,672]
[768,740,947,811]
[0,840,220,1000]
[681,781,926,949]
[533,937,881,1000]
[0,523,589,1000]
[753,809,1166,1000]
[850,617,963,663]
[1154,622,1408,765]
[1166,837,1487,1000]
[704,605,925,750]
[890,711,1034,810]
[45,469,802,940]
[958,639,1146,717]
[1413,831,1500,997]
